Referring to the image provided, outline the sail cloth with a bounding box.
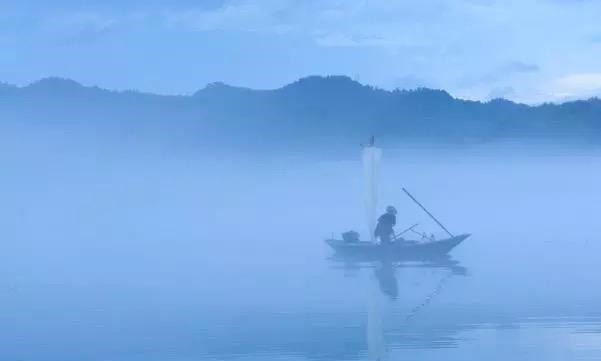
[362,145,382,242]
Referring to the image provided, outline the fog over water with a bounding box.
[2,130,601,360]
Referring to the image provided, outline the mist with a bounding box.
[2,124,601,361]
[4,0,601,357]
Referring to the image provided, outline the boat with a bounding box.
[325,233,470,259]
[327,137,470,260]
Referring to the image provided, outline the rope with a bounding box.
[403,271,455,322]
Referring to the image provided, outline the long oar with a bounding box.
[402,188,454,238]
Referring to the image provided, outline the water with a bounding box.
[2,141,601,361]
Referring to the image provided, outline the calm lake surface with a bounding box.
[2,146,601,360]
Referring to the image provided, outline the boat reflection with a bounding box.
[328,253,468,360]
[329,254,467,299]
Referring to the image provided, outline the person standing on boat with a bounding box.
[374,206,397,244]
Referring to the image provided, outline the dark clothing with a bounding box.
[377,213,396,228]
[374,213,396,243]
[378,231,393,243]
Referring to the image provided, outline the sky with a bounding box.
[1,0,601,103]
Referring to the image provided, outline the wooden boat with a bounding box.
[325,233,470,259]
[334,139,469,261]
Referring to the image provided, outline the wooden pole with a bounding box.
[402,188,454,238]
[393,223,419,240]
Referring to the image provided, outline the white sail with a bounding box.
[362,145,382,242]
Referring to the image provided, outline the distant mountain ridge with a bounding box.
[2,76,601,151]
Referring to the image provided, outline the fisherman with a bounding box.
[374,206,397,244]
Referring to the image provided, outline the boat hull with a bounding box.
[325,234,470,260]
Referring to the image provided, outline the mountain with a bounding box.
[2,75,601,152]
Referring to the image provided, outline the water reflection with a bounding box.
[374,261,398,300]
[328,253,469,360]
[329,255,467,299]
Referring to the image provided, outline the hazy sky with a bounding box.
[1,0,601,103]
